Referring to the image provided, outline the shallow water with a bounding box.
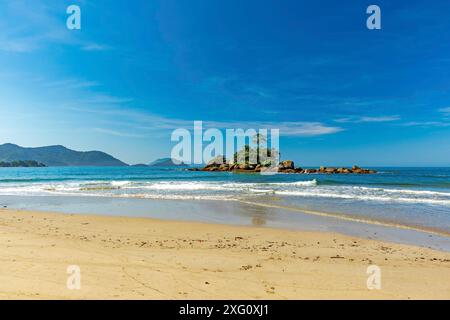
[0,166,449,234]
[2,195,450,252]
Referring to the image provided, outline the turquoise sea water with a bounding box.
[0,167,449,233]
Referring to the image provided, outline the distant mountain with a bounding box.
[131,163,149,167]
[148,157,188,167]
[0,143,128,167]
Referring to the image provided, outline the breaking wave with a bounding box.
[0,178,449,206]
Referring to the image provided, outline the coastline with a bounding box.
[1,208,449,299]
[239,198,450,238]
[2,195,450,252]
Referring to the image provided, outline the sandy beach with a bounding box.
[0,208,449,300]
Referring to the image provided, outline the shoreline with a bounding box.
[2,194,450,252]
[0,208,449,299]
[238,199,450,238]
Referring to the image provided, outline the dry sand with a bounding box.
[0,208,449,300]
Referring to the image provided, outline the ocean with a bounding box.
[0,167,449,236]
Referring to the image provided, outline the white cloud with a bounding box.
[93,128,145,138]
[66,101,345,138]
[277,122,344,136]
[82,43,110,51]
[83,94,133,105]
[78,107,344,137]
[208,121,344,137]
[401,121,450,127]
[439,107,450,114]
[335,115,401,123]
[44,79,99,89]
[359,115,401,122]
[0,2,110,53]
[0,37,39,53]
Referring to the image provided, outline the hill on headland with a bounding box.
[148,157,188,167]
[0,143,128,167]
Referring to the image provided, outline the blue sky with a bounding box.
[1,0,450,166]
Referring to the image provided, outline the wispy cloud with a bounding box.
[274,122,344,136]
[195,120,344,137]
[0,1,109,53]
[0,37,39,53]
[335,115,401,123]
[93,128,146,138]
[44,78,99,89]
[439,107,450,115]
[81,43,111,52]
[82,94,133,105]
[72,106,344,137]
[145,119,343,137]
[401,121,450,128]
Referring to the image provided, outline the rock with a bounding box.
[355,168,376,174]
[261,159,274,167]
[207,156,226,167]
[261,166,279,173]
[280,160,294,170]
[239,164,250,170]
[337,168,351,174]
[198,159,376,175]
[203,166,220,171]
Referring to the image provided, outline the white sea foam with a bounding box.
[139,182,224,191]
[354,186,450,197]
[275,190,450,206]
[110,181,132,187]
[0,179,449,206]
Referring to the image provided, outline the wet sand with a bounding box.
[0,208,449,299]
[3,195,450,252]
